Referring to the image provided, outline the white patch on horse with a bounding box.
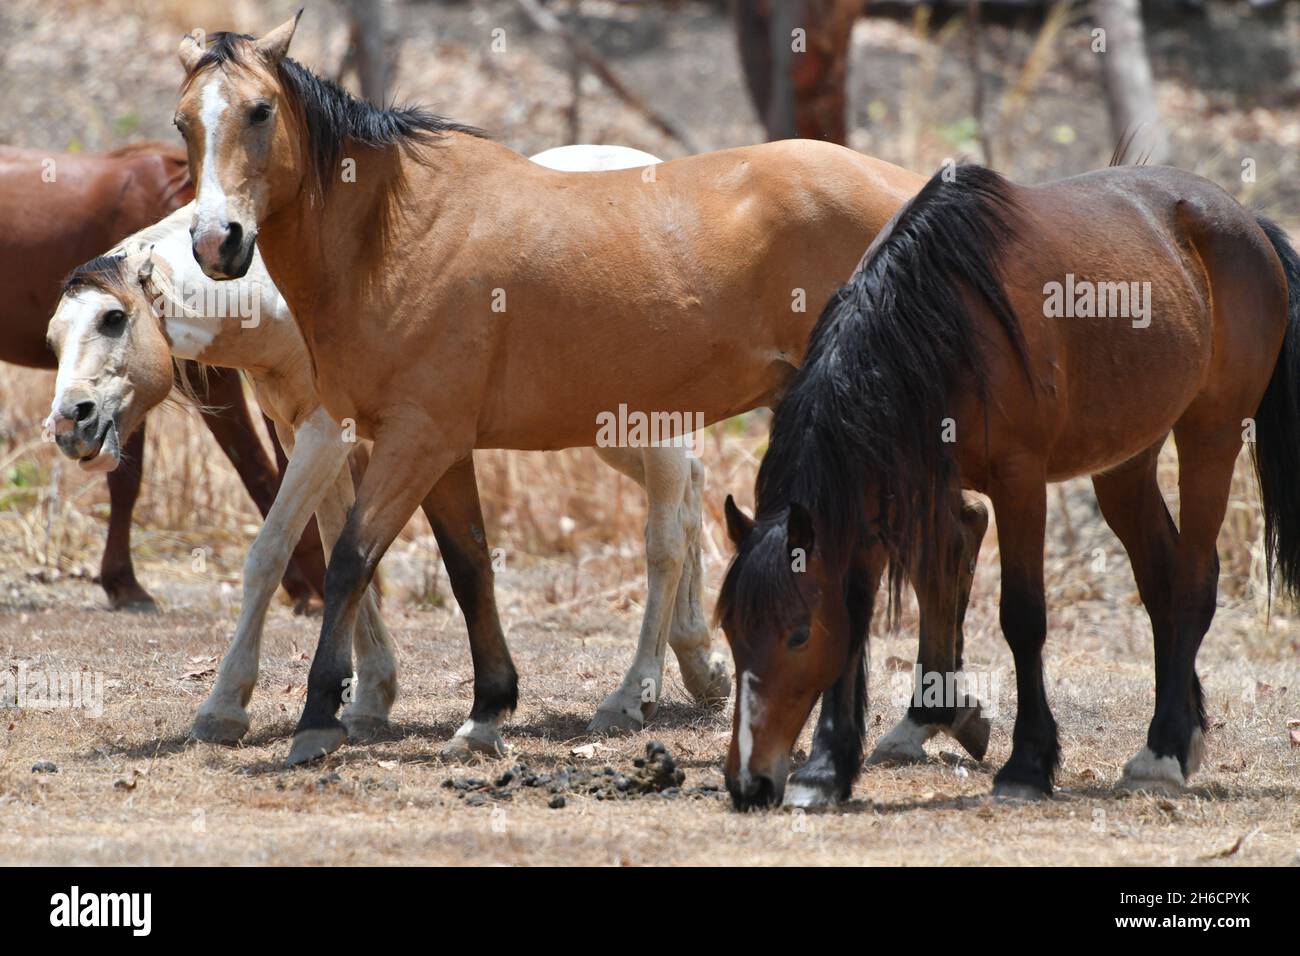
[49,290,116,418]
[737,669,763,775]
[529,144,663,173]
[194,78,232,236]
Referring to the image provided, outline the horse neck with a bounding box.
[150,229,300,376]
[254,133,492,338]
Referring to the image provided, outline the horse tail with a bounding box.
[1250,215,1300,601]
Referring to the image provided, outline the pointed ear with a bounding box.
[136,246,155,285]
[724,495,754,547]
[786,502,815,554]
[256,10,302,62]
[178,28,206,73]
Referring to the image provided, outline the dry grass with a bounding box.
[2,0,1298,865]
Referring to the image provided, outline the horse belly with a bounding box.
[1046,314,1209,479]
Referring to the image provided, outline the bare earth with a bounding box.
[0,518,1296,867]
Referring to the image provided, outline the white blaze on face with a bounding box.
[48,289,119,422]
[528,144,663,173]
[737,669,764,777]
[193,78,232,239]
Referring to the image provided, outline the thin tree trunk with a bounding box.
[348,0,388,106]
[1095,0,1168,165]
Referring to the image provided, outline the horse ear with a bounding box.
[137,247,155,285]
[256,10,302,62]
[178,28,205,73]
[787,502,815,554]
[724,495,754,546]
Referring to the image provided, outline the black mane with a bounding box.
[718,164,1032,637]
[187,31,484,198]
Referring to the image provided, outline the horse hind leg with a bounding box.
[587,445,689,733]
[666,454,730,706]
[1120,431,1237,793]
[868,494,989,765]
[100,421,157,611]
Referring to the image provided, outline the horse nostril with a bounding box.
[220,221,244,257]
[72,400,96,423]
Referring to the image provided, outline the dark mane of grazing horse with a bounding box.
[718,164,1032,639]
[181,31,485,201]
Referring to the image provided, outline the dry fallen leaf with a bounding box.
[179,668,215,682]
[884,656,913,672]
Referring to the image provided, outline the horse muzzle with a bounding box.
[726,764,787,812]
[191,220,256,280]
[46,402,121,472]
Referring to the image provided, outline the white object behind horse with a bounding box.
[529,144,663,172]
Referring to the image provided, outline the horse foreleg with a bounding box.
[785,544,883,808]
[193,408,350,743]
[100,421,156,610]
[195,365,325,611]
[288,424,454,767]
[868,494,989,765]
[420,455,517,761]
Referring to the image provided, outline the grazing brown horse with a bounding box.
[0,141,324,609]
[719,162,1300,808]
[170,18,998,769]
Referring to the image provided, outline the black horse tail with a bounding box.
[1251,215,1300,602]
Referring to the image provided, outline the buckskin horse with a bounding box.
[170,17,994,768]
[719,162,1300,809]
[0,140,324,609]
[41,143,740,753]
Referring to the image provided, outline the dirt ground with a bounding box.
[0,0,1298,865]
[1,518,1296,867]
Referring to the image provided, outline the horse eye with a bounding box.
[250,103,272,125]
[787,629,811,650]
[100,309,127,332]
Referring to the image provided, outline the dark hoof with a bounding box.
[106,582,159,613]
[991,780,1049,802]
[191,711,250,745]
[950,712,991,762]
[287,725,347,767]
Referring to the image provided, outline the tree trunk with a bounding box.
[1095,0,1169,165]
[347,0,388,106]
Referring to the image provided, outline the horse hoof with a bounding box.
[108,590,159,613]
[950,713,991,762]
[865,741,928,766]
[439,730,507,762]
[991,781,1048,802]
[783,779,840,809]
[286,726,347,767]
[1118,747,1186,794]
[587,707,645,735]
[341,713,391,743]
[191,711,249,745]
[683,653,732,708]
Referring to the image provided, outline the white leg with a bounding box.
[588,446,688,733]
[667,455,730,704]
[192,408,350,743]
